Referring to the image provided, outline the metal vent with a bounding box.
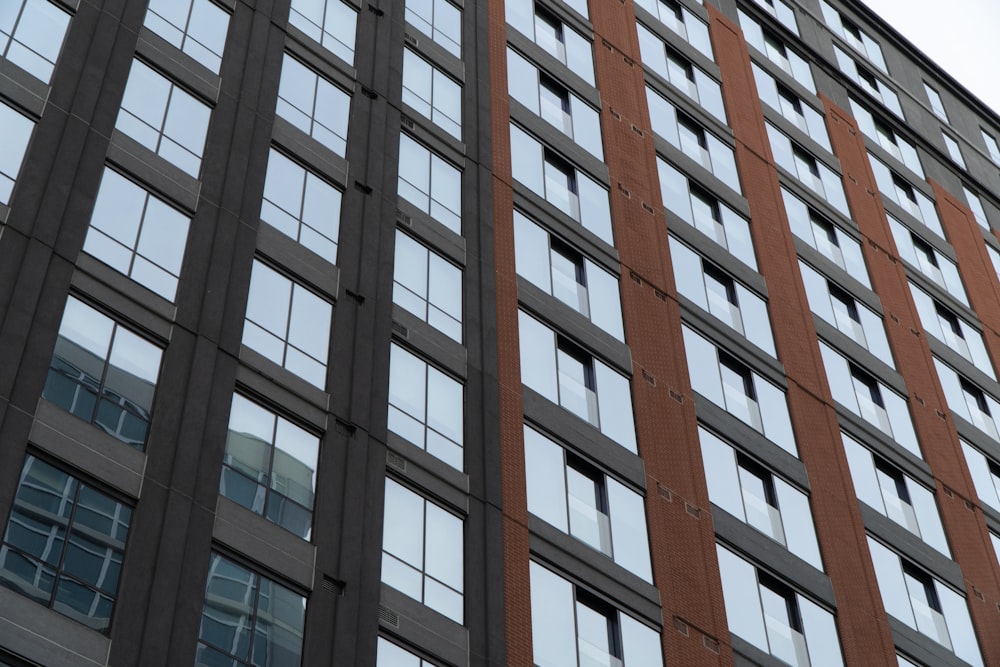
[386,451,407,472]
[642,369,655,386]
[401,116,414,130]
[673,617,689,636]
[378,605,400,627]
[322,576,345,595]
[404,33,418,46]
[396,210,412,226]
[703,636,720,653]
[669,389,684,404]
[392,322,409,338]
[657,483,672,501]
[685,502,701,519]
[653,289,667,302]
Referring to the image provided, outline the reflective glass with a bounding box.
[398,134,461,233]
[261,149,342,261]
[1,0,70,82]
[276,54,350,155]
[393,231,462,341]
[402,49,461,139]
[288,0,357,64]
[0,101,34,204]
[144,0,229,72]
[405,0,460,57]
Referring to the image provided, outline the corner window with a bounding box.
[819,1,886,72]
[716,545,843,667]
[886,214,967,305]
[388,344,464,470]
[144,0,230,73]
[849,98,922,176]
[868,153,943,238]
[382,478,463,623]
[783,188,870,287]
[923,82,948,121]
[842,432,949,555]
[288,0,357,64]
[766,123,849,217]
[833,46,901,116]
[242,260,333,389]
[398,134,462,234]
[402,48,462,139]
[405,0,461,57]
[738,11,814,91]
[637,28,725,121]
[524,426,653,580]
[633,0,712,58]
[701,428,822,568]
[42,297,162,449]
[753,65,830,151]
[933,357,1000,442]
[276,54,350,156]
[195,552,306,667]
[393,230,462,342]
[910,283,993,378]
[962,185,990,230]
[0,101,34,205]
[115,60,211,177]
[1,0,71,82]
[505,0,594,85]
[84,167,191,301]
[519,311,637,451]
[529,562,664,667]
[981,128,1000,165]
[0,455,132,634]
[867,537,981,666]
[220,394,320,539]
[514,211,624,340]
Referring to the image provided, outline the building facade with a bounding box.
[1,0,999,665]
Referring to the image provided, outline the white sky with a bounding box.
[858,0,1000,116]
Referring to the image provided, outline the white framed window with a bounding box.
[524,426,652,580]
[753,64,830,151]
[288,0,357,64]
[633,0,712,59]
[382,478,463,623]
[398,134,462,234]
[833,46,901,117]
[637,27,726,121]
[738,11,814,91]
[1,0,71,82]
[505,0,594,85]
[887,215,967,305]
[144,0,230,73]
[405,0,461,57]
[276,53,350,155]
[393,230,462,341]
[849,98,922,176]
[819,0,886,72]
[909,282,993,379]
[402,48,461,139]
[782,187,869,287]
[766,123,850,218]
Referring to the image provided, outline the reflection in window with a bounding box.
[144,0,229,73]
[402,49,461,139]
[637,27,725,121]
[749,0,798,33]
[42,297,162,449]
[405,0,461,57]
[886,215,966,305]
[84,168,191,301]
[398,134,461,234]
[819,0,886,72]
[869,153,943,238]
[923,82,948,121]
[261,149,343,262]
[910,283,992,378]
[393,231,462,341]
[981,128,1000,165]
[634,0,712,58]
[941,132,966,168]
[524,426,652,580]
[519,312,637,452]
[701,428,822,568]
[933,358,1000,442]
[288,0,357,64]
[850,98,922,176]
[377,637,438,666]
[833,46,901,116]
[242,260,333,389]
[962,185,990,230]
[382,479,463,623]
[962,439,1000,514]
[195,553,306,667]
[766,123,849,217]
[0,100,35,204]
[753,65,830,151]
[115,60,211,177]
[738,12,814,90]
[783,188,869,287]
[220,394,320,539]
[0,456,131,634]
[276,54,350,155]
[1,0,70,82]
[388,344,463,469]
[505,0,594,85]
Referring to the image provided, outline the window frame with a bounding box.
[143,0,230,73]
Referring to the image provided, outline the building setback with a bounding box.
[1,0,1000,665]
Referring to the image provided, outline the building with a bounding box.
[1,0,1000,664]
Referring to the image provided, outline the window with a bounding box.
[115,60,211,177]
[195,552,306,667]
[514,211,624,340]
[377,638,438,666]
[402,49,461,139]
[683,325,797,455]
[940,132,966,168]
[382,479,463,622]
[867,538,982,666]
[1,0,70,82]
[886,215,967,304]
[529,561,664,667]
[766,124,850,218]
[0,456,131,634]
[220,394,320,539]
[524,426,652,580]
[507,48,603,159]
[849,98,922,176]
[144,0,229,73]
[783,188,870,287]
[288,0,357,64]
[83,167,191,301]
[923,82,948,121]
[637,28,726,121]
[398,134,461,234]
[933,358,1000,441]
[42,297,162,449]
[909,283,992,378]
[868,154,943,237]
[962,439,1000,513]
[276,54,350,155]
[646,87,740,192]
[393,230,462,341]
[701,428,822,567]
[738,11,814,91]
[505,0,594,85]
[988,243,1000,282]
[242,260,333,389]
[819,1,886,72]
[748,0,798,34]
[799,261,892,362]
[981,128,1000,165]
[0,101,34,205]
[962,185,989,230]
[670,237,775,356]
[716,545,843,667]
[509,124,612,244]
[633,0,712,58]
[818,341,919,456]
[405,0,461,57]
[753,64,830,151]
[261,148,343,262]
[519,311,637,451]
[657,158,756,269]
[833,46,901,116]
[842,432,949,555]
[388,344,463,469]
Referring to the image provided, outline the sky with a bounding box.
[858,0,1000,116]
